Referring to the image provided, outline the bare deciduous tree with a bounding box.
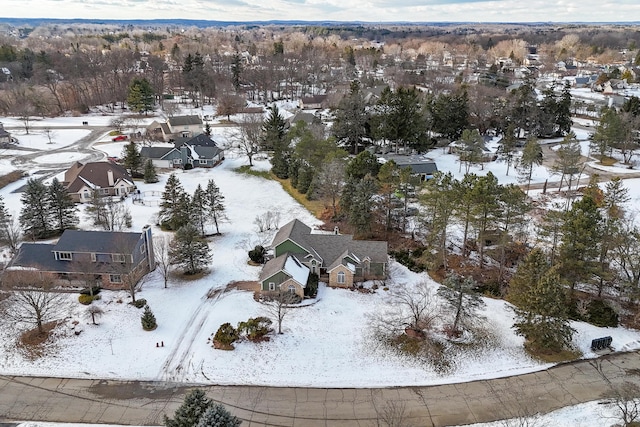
[43,127,56,144]
[254,211,281,233]
[1,271,70,334]
[153,235,171,288]
[605,381,640,427]
[1,215,22,255]
[370,281,439,337]
[261,291,298,334]
[232,112,264,166]
[86,305,104,325]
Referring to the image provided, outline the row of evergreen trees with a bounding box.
[19,178,78,240]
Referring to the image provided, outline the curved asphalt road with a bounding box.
[1,350,639,426]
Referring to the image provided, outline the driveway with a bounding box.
[0,350,638,426]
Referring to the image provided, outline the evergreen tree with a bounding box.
[191,184,207,236]
[345,150,380,180]
[518,136,543,194]
[169,223,213,275]
[437,273,485,335]
[497,123,518,176]
[591,107,623,158]
[127,77,154,114]
[143,159,159,183]
[47,177,79,233]
[204,179,226,235]
[347,174,378,236]
[513,269,575,353]
[551,132,583,193]
[470,172,501,269]
[196,404,241,427]
[332,81,369,154]
[159,174,190,231]
[496,184,530,277]
[421,171,457,270]
[375,86,430,152]
[429,88,469,141]
[141,305,157,331]
[122,141,143,177]
[557,195,603,296]
[164,389,212,427]
[262,105,287,151]
[86,189,108,228]
[458,128,485,174]
[556,81,573,136]
[0,195,15,248]
[507,248,550,308]
[453,173,479,258]
[20,178,54,239]
[230,53,242,91]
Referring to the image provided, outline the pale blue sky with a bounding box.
[4,0,640,23]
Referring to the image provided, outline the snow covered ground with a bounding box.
[1,101,640,426]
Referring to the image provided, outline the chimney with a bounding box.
[334,226,339,235]
[107,169,114,186]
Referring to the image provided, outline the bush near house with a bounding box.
[238,317,272,341]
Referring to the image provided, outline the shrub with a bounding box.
[141,305,157,331]
[78,294,96,305]
[248,245,266,264]
[588,299,619,327]
[237,317,272,341]
[304,273,319,297]
[131,298,147,309]
[214,323,239,346]
[389,249,427,272]
[184,163,193,170]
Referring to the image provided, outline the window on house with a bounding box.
[99,188,110,195]
[91,253,96,262]
[112,253,125,263]
[110,274,122,283]
[82,190,90,200]
[337,271,345,284]
[173,158,182,164]
[199,159,208,165]
[268,282,275,291]
[288,284,296,294]
[58,252,72,261]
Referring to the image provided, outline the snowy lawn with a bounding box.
[1,152,640,388]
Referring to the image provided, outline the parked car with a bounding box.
[112,135,128,142]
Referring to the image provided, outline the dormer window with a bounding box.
[112,253,125,263]
[58,252,72,261]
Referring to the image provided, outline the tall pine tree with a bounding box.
[205,179,226,235]
[159,174,190,231]
[164,389,212,427]
[48,177,79,234]
[169,223,213,275]
[20,178,54,239]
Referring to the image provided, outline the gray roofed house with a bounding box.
[379,154,438,181]
[146,115,203,142]
[262,219,388,291]
[6,227,155,290]
[140,135,224,170]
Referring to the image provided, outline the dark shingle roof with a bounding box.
[168,115,202,127]
[192,145,223,159]
[54,230,141,254]
[64,162,133,193]
[140,146,176,159]
[174,134,218,148]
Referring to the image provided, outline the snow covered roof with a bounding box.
[284,255,309,287]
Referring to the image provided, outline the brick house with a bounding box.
[5,227,155,290]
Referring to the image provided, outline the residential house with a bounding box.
[63,161,135,203]
[259,219,388,296]
[146,115,203,142]
[300,95,328,110]
[5,227,155,290]
[140,134,224,169]
[378,154,438,181]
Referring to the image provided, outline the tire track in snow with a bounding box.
[158,286,230,382]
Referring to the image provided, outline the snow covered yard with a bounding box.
[1,149,640,389]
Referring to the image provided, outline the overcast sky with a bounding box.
[4,0,640,23]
